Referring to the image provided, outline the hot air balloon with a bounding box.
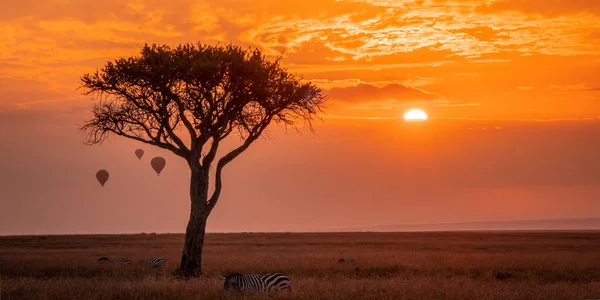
[150,157,166,176]
[135,149,144,160]
[96,169,109,187]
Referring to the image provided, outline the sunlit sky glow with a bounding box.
[403,109,428,121]
[1,0,600,234]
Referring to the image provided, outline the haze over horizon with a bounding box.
[1,0,600,235]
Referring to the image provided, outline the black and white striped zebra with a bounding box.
[97,257,132,265]
[223,273,291,293]
[138,257,165,268]
[338,257,356,264]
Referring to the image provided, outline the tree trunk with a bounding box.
[178,205,207,277]
[177,167,209,278]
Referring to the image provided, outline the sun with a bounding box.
[403,109,428,121]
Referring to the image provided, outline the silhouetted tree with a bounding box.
[80,43,325,277]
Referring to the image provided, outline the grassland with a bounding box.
[1,231,600,299]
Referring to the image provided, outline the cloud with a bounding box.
[480,0,600,16]
[0,77,70,110]
[517,86,535,90]
[0,0,598,119]
[309,75,440,90]
[246,0,600,60]
[547,83,600,91]
[432,103,482,107]
[326,83,443,103]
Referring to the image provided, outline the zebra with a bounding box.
[138,257,165,268]
[223,273,291,293]
[97,257,132,265]
[338,257,356,264]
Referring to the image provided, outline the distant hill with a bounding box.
[335,218,600,232]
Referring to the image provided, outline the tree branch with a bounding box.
[163,84,198,143]
[113,129,185,154]
[81,103,188,157]
[201,135,220,168]
[205,116,272,212]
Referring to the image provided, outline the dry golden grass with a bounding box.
[1,231,600,299]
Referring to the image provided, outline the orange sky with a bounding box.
[1,0,600,234]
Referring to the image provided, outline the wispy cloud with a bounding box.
[517,86,535,90]
[547,83,600,91]
[326,83,443,103]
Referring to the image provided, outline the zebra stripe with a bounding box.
[97,257,132,265]
[223,273,291,293]
[138,257,165,267]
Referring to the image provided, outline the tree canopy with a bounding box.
[80,43,325,167]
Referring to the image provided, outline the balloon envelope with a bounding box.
[135,149,144,160]
[96,169,109,187]
[150,157,166,175]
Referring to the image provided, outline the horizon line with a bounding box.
[3,229,600,238]
[3,217,600,237]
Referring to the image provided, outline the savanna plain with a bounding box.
[1,232,600,299]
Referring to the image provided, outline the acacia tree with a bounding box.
[80,43,325,277]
